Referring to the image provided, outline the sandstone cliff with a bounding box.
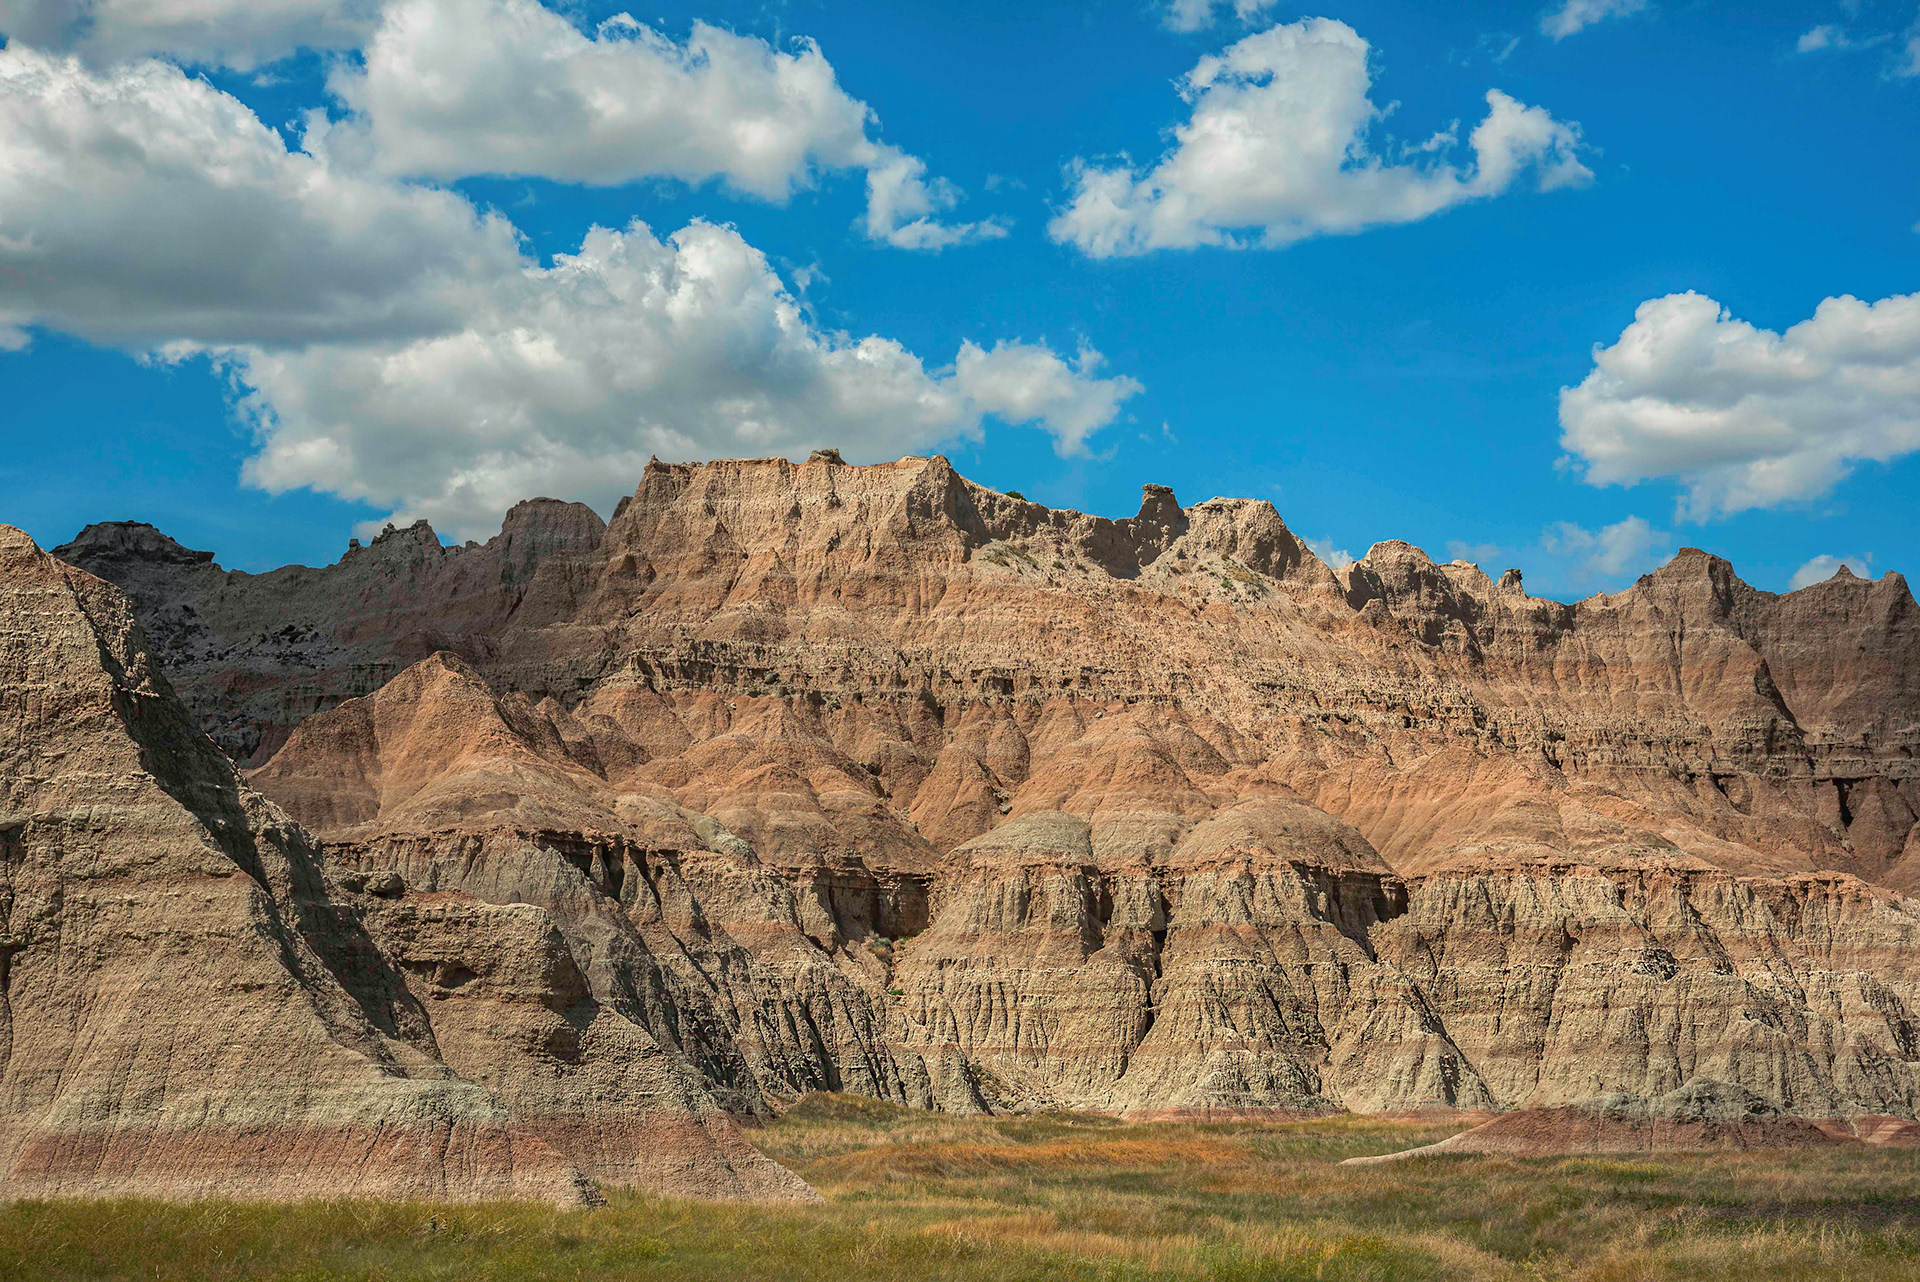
[33,453,1920,1144]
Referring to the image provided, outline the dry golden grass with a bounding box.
[5,1095,1920,1279]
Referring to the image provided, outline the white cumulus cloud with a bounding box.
[1790,552,1874,589]
[950,341,1142,456]
[1781,552,1873,591]
[1558,291,1920,519]
[1539,0,1648,41]
[0,0,376,67]
[1047,18,1590,258]
[3,0,998,249]
[1162,0,1275,34]
[0,42,1136,538]
[322,0,1002,249]
[0,45,522,349]
[1445,539,1509,565]
[1538,514,1669,579]
[223,221,1140,539]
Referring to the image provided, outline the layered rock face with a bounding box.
[40,453,1920,1135]
[0,525,811,1203]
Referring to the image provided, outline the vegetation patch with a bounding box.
[6,1099,1920,1280]
[979,542,1040,571]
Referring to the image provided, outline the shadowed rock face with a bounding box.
[38,453,1920,1135]
[0,525,812,1204]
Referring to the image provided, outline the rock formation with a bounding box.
[15,451,1920,1182]
[0,525,810,1203]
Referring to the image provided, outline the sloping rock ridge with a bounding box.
[16,452,1920,1175]
[0,525,812,1204]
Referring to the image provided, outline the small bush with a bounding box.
[980,542,1040,571]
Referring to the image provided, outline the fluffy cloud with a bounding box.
[1538,515,1668,579]
[1789,553,1874,590]
[860,151,1007,250]
[1048,19,1590,258]
[949,342,1142,456]
[225,220,1140,539]
[1162,0,1275,35]
[1539,0,1648,41]
[1445,539,1508,564]
[4,0,997,249]
[0,45,522,349]
[323,0,1002,249]
[1440,519,1673,596]
[1558,291,1920,519]
[0,0,375,67]
[0,43,1134,537]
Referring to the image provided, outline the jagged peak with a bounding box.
[1627,546,1764,610]
[1439,560,1496,592]
[1136,482,1179,514]
[55,520,215,568]
[1781,566,1916,617]
[58,457,1846,621]
[1655,547,1741,580]
[368,517,438,545]
[494,497,606,557]
[597,453,1352,589]
[344,518,443,562]
[1785,563,1881,596]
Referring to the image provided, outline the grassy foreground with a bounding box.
[6,1095,1920,1281]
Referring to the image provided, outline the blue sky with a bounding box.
[1,0,1915,598]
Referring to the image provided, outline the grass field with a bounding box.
[6,1095,1920,1280]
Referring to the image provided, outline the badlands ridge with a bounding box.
[4,451,1918,1199]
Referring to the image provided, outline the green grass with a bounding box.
[978,543,1040,571]
[8,1096,1920,1280]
